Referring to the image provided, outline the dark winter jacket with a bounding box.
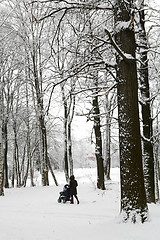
[69,175,78,195]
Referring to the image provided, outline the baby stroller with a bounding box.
[58,184,71,203]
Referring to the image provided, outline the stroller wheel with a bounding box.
[58,198,61,203]
[63,198,66,203]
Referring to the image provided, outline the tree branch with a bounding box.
[105,29,135,63]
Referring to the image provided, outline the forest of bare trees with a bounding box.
[0,0,160,223]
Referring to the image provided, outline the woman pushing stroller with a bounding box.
[69,175,79,204]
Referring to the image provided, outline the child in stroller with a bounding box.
[58,184,71,203]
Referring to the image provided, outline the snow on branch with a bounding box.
[31,0,112,9]
[31,0,112,21]
[111,10,135,33]
[105,29,135,63]
[141,134,153,144]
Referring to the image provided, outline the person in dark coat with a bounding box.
[69,175,79,204]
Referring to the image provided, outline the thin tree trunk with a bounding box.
[68,95,75,176]
[139,2,155,203]
[42,125,49,186]
[11,147,15,188]
[61,85,69,181]
[64,117,69,181]
[68,121,73,176]
[21,144,26,186]
[0,87,4,194]
[32,54,49,186]
[154,111,159,201]
[38,122,49,186]
[3,120,9,188]
[0,142,4,196]
[23,155,30,188]
[14,129,21,187]
[104,94,111,180]
[92,79,105,190]
[26,83,35,187]
[47,156,58,186]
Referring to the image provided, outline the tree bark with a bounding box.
[3,119,9,188]
[47,156,58,186]
[13,122,21,187]
[32,53,49,186]
[68,95,75,176]
[104,94,114,180]
[61,85,69,181]
[92,79,105,190]
[114,0,148,222]
[154,111,159,201]
[0,142,4,196]
[26,83,35,187]
[138,2,155,203]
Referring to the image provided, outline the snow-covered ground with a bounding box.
[0,168,160,240]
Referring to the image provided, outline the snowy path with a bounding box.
[0,168,160,240]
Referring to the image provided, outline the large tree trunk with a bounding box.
[114,0,148,222]
[138,2,155,203]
